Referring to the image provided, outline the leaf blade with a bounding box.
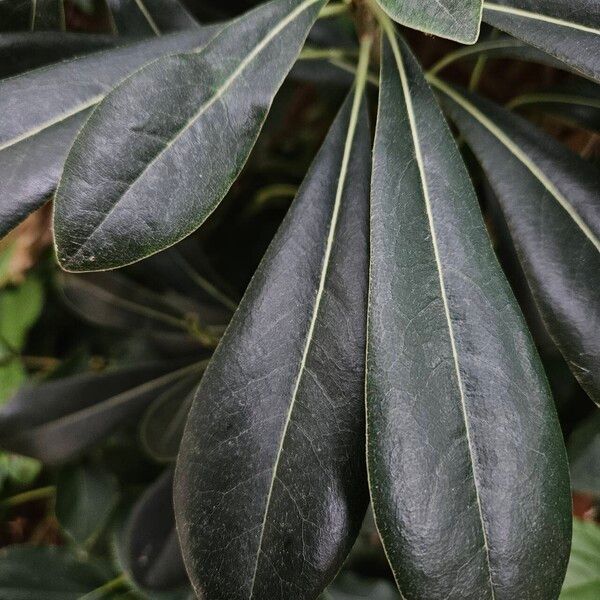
[174,89,371,600]
[483,0,600,82]
[54,0,326,272]
[374,0,483,44]
[368,30,571,600]
[436,82,600,405]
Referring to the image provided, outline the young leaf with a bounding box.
[54,0,327,272]
[174,86,371,600]
[437,84,600,406]
[56,463,120,548]
[0,545,115,599]
[374,0,483,44]
[368,31,571,600]
[123,470,188,591]
[483,1,600,82]
[107,0,200,35]
[0,361,202,464]
[0,28,221,238]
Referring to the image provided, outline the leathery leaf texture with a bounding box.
[54,0,326,272]
[373,0,483,44]
[366,31,571,600]
[483,0,600,83]
[174,91,371,600]
[437,84,600,407]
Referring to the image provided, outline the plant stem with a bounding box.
[78,574,128,600]
[319,2,349,18]
[299,46,357,61]
[0,485,55,508]
[428,38,525,75]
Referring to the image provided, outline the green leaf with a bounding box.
[174,87,371,599]
[0,545,114,599]
[0,360,203,464]
[54,0,326,272]
[483,1,600,82]
[140,372,201,462]
[560,519,600,599]
[0,276,44,351]
[368,30,571,600]
[568,412,600,495]
[0,0,64,31]
[0,27,221,238]
[436,83,600,406]
[123,470,188,591]
[107,0,200,35]
[374,0,483,44]
[56,463,120,548]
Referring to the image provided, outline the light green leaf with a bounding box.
[483,0,600,82]
[374,0,483,44]
[367,28,571,599]
[54,0,327,272]
[56,463,120,548]
[560,519,600,599]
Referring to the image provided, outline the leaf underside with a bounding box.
[375,0,483,44]
[367,32,571,600]
[175,91,371,600]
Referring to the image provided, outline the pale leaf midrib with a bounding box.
[66,0,322,264]
[384,27,497,599]
[133,0,161,35]
[431,77,600,253]
[247,44,366,599]
[484,2,600,35]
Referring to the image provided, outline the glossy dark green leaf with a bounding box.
[56,462,120,548]
[123,470,188,591]
[174,90,371,600]
[140,372,202,462]
[0,0,63,31]
[107,0,199,35]
[0,545,114,598]
[483,1,600,82]
[374,0,483,43]
[0,33,119,78]
[437,83,600,406]
[0,27,221,238]
[568,412,600,495]
[54,0,326,272]
[560,519,600,600]
[368,31,571,600]
[0,360,202,464]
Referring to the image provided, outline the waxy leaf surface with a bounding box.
[367,32,571,600]
[175,91,370,600]
[483,1,600,82]
[54,0,326,272]
[0,28,220,238]
[375,0,483,43]
[439,85,600,406]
